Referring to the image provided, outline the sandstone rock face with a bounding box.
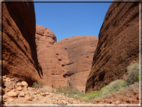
[35,26,66,88]
[37,47,67,88]
[35,25,57,53]
[2,1,43,86]
[86,2,139,93]
[35,26,98,91]
[52,36,98,91]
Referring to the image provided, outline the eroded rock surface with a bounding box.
[2,1,43,86]
[35,25,67,88]
[52,36,98,91]
[35,25,57,53]
[86,2,139,93]
[36,28,98,90]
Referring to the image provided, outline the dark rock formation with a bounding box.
[2,1,43,86]
[86,2,139,93]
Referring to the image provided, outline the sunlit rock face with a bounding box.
[35,25,57,53]
[85,2,139,93]
[35,25,66,88]
[52,36,98,91]
[35,26,98,90]
[2,1,43,86]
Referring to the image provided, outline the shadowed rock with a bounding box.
[85,2,139,93]
[2,1,43,86]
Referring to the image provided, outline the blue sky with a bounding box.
[34,1,112,41]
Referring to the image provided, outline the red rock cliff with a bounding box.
[2,1,43,86]
[86,2,139,93]
[36,27,98,90]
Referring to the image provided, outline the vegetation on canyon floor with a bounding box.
[32,81,44,88]
[81,62,140,102]
[126,62,139,85]
[31,62,140,103]
[52,86,85,100]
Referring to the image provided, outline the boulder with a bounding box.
[2,1,43,86]
[7,91,18,97]
[86,2,139,93]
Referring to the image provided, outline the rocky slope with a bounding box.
[1,75,139,105]
[2,74,141,105]
[86,2,139,93]
[35,26,98,91]
[2,1,43,86]
[2,75,88,105]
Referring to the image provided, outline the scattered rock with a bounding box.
[55,98,59,101]
[7,98,14,102]
[0,87,2,95]
[16,87,23,91]
[68,98,74,104]
[21,81,28,88]
[45,92,49,95]
[126,100,130,103]
[40,93,46,96]
[34,92,38,95]
[19,92,25,97]
[53,101,58,104]
[3,95,8,101]
[7,91,18,97]
[61,96,66,100]
[16,82,22,86]
[115,100,120,104]
[28,87,33,91]
[5,88,11,92]
[25,96,33,101]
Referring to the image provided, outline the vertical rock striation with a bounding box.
[36,26,98,90]
[86,2,139,93]
[2,1,43,86]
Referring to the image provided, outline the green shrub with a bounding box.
[101,80,127,96]
[32,82,44,88]
[81,89,102,102]
[126,63,139,85]
[54,86,85,99]
[81,80,127,102]
[40,85,52,92]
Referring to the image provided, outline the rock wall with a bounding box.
[85,2,139,93]
[35,26,98,90]
[35,25,57,53]
[52,36,98,91]
[35,25,67,88]
[2,1,43,86]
